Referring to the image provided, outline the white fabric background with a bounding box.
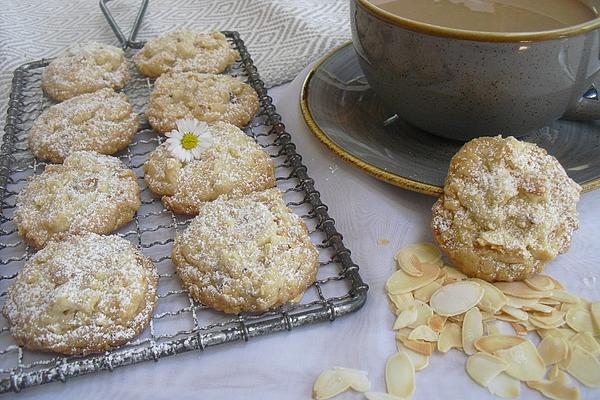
[0,0,351,137]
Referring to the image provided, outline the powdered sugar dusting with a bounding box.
[28,88,139,162]
[14,151,141,249]
[145,72,259,133]
[2,233,158,355]
[134,29,239,78]
[41,41,129,101]
[173,188,319,314]
[144,121,275,214]
[432,136,581,281]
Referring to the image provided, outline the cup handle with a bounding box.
[562,85,600,121]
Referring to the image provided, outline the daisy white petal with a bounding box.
[175,118,200,134]
[165,118,215,162]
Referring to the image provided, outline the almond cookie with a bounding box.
[42,41,129,102]
[431,136,581,282]
[146,72,259,133]
[172,188,319,314]
[134,28,238,78]
[14,151,141,249]
[144,121,275,214]
[28,88,139,163]
[3,233,158,355]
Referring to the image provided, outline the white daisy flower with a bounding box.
[165,118,214,162]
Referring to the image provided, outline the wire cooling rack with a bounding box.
[0,5,368,393]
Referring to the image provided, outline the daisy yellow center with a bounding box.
[180,132,199,150]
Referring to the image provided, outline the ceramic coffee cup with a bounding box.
[351,0,600,141]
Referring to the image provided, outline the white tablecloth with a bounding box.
[9,60,600,400]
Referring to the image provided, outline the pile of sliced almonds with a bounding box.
[387,243,600,400]
[312,242,600,400]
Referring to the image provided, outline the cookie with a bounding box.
[431,136,581,282]
[134,28,238,78]
[28,88,139,163]
[14,151,141,249]
[3,233,158,355]
[172,188,319,314]
[144,121,275,214]
[42,41,129,102]
[146,72,259,133]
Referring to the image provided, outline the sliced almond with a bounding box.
[495,282,552,300]
[494,281,551,299]
[395,254,423,277]
[385,261,440,294]
[388,293,414,315]
[312,369,350,400]
[395,243,441,275]
[510,322,527,336]
[313,367,371,399]
[591,301,600,328]
[549,290,579,304]
[428,314,447,333]
[566,345,600,387]
[364,392,407,400]
[438,322,462,353]
[485,322,503,336]
[526,369,580,400]
[395,328,413,338]
[537,335,568,365]
[571,332,600,357]
[462,307,483,355]
[385,352,415,398]
[495,340,546,381]
[501,306,529,321]
[474,335,526,354]
[393,308,418,330]
[548,364,560,381]
[487,372,521,398]
[397,336,435,356]
[523,303,555,314]
[408,325,438,342]
[537,327,577,341]
[496,312,521,323]
[560,301,584,314]
[471,278,507,314]
[524,274,555,291]
[396,341,429,371]
[539,298,562,306]
[449,313,465,323]
[413,281,441,303]
[565,307,597,334]
[407,300,433,329]
[332,367,371,392]
[444,266,468,282]
[547,276,565,290]
[505,295,540,309]
[529,310,566,330]
[466,352,508,387]
[430,281,484,317]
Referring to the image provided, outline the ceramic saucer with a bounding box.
[300,42,600,196]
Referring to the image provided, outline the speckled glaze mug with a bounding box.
[351,0,600,141]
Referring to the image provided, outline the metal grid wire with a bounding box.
[0,32,367,393]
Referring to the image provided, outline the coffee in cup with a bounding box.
[372,0,597,32]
